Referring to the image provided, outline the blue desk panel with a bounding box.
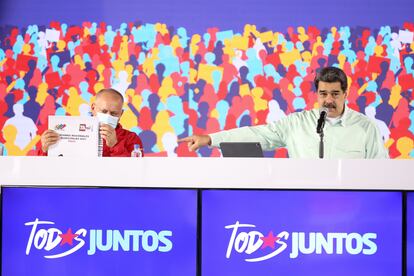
[202,190,402,276]
[2,187,197,276]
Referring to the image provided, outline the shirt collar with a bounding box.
[327,105,349,127]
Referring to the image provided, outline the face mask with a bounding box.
[96,112,119,129]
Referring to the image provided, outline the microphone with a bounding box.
[316,107,328,134]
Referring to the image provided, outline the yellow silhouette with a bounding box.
[297,26,309,43]
[119,36,129,63]
[74,54,86,70]
[239,84,251,97]
[2,125,40,156]
[189,34,201,58]
[98,34,106,46]
[312,37,324,56]
[252,87,268,112]
[93,83,105,95]
[280,48,301,68]
[337,54,346,69]
[125,64,134,83]
[259,30,273,43]
[57,40,66,52]
[151,110,174,151]
[243,24,260,40]
[396,137,414,159]
[170,35,182,50]
[142,48,159,77]
[112,59,126,76]
[389,84,402,109]
[197,64,223,85]
[119,89,141,130]
[22,44,31,55]
[374,44,384,56]
[158,77,177,103]
[301,51,312,63]
[66,87,87,116]
[155,23,169,36]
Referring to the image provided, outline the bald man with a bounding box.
[38,88,144,157]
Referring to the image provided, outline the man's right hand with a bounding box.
[177,135,212,151]
[40,130,60,153]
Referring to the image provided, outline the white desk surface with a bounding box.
[0,157,413,190]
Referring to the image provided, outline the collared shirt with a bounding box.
[210,107,389,159]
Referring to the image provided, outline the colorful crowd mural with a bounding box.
[0,21,413,157]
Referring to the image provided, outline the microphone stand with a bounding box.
[316,116,326,159]
[318,130,324,159]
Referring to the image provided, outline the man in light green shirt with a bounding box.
[179,67,389,159]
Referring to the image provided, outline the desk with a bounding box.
[0,157,413,189]
[1,157,413,276]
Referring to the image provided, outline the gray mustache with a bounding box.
[324,103,336,108]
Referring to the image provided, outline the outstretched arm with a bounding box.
[177,135,212,151]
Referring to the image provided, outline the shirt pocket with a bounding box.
[334,144,365,159]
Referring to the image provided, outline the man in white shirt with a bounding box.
[179,67,388,159]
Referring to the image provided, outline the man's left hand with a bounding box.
[100,124,117,147]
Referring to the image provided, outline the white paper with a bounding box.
[48,116,100,157]
[399,30,414,44]
[45,29,60,42]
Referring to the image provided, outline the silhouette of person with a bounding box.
[4,103,38,150]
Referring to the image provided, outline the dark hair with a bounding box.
[314,67,348,92]
[96,88,124,104]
